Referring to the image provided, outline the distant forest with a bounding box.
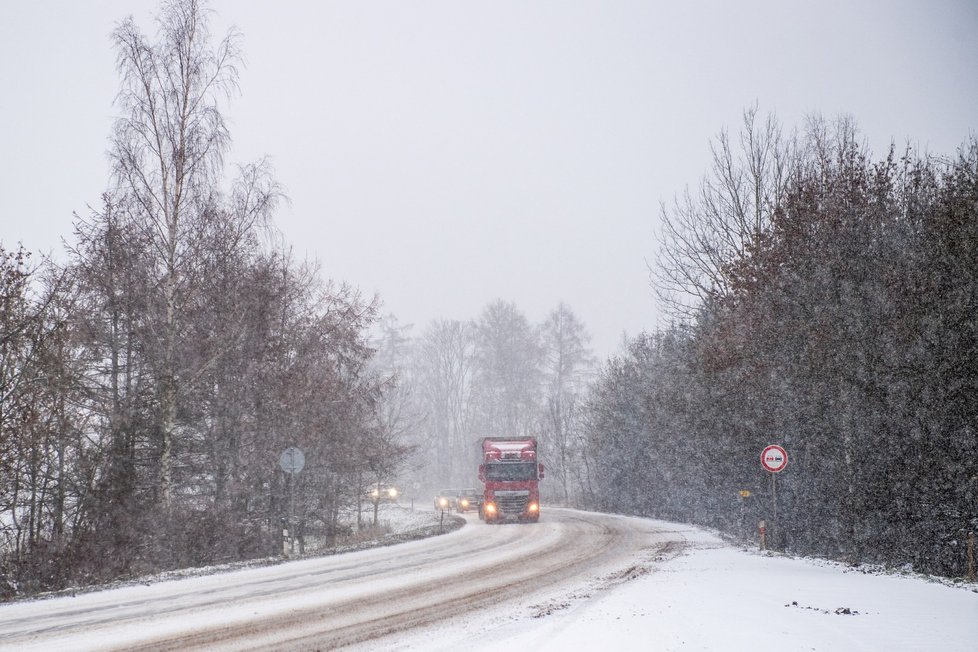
[2,0,975,600]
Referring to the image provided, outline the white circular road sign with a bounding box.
[279,447,305,474]
[761,445,788,473]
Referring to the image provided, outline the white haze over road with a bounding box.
[2,1,976,357]
[0,508,974,651]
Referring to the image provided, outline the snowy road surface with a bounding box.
[0,509,680,650]
[1,508,975,651]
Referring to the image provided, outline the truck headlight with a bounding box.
[528,502,539,512]
[485,503,496,514]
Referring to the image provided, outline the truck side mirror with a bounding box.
[478,464,485,482]
[538,463,545,479]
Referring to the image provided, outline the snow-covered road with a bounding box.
[1,508,975,651]
[0,508,681,650]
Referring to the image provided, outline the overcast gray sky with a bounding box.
[2,1,976,358]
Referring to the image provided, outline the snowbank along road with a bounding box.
[0,508,687,650]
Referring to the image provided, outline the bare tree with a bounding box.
[110,0,277,509]
[412,319,475,487]
[470,300,542,439]
[653,106,795,318]
[539,302,594,504]
[0,245,75,588]
[370,315,422,447]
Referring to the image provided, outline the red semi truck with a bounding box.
[478,437,545,523]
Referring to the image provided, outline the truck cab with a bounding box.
[479,438,545,523]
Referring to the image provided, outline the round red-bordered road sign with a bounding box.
[761,445,788,473]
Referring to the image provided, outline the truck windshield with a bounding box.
[484,461,537,482]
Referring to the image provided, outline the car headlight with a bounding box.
[439,498,448,507]
[388,487,398,498]
[460,499,469,507]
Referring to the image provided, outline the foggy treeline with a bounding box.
[583,109,978,577]
[370,297,595,504]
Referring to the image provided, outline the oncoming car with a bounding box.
[454,488,482,513]
[434,489,455,512]
[367,483,400,504]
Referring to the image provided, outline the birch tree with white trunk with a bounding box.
[110,0,277,509]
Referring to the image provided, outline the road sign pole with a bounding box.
[289,468,295,556]
[760,445,788,551]
[968,531,975,582]
[278,447,305,558]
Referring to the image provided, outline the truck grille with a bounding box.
[495,490,529,515]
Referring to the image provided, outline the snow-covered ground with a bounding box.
[365,515,978,652]
[1,507,975,651]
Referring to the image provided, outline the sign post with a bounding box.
[760,445,788,550]
[968,531,975,582]
[738,490,751,536]
[279,447,305,557]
